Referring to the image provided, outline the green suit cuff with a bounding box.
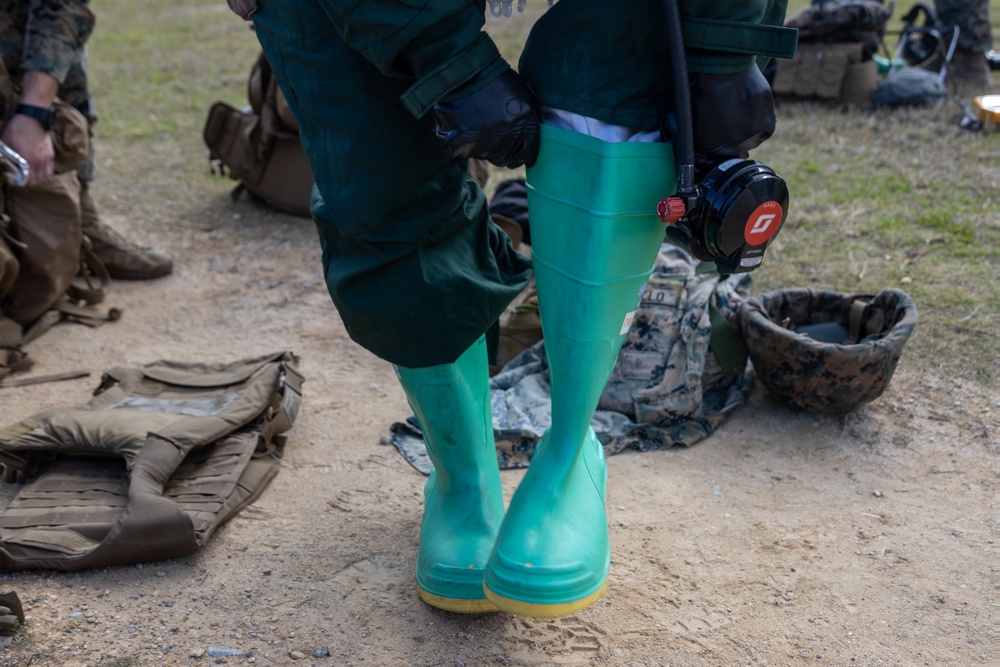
[683,17,798,73]
[401,34,506,119]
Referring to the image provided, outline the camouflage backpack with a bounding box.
[203,53,314,217]
[773,0,892,105]
[784,0,893,59]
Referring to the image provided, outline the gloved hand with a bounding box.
[679,66,777,177]
[432,67,540,169]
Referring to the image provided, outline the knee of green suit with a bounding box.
[310,189,531,369]
[254,4,531,368]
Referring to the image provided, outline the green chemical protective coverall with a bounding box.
[246,0,794,370]
[242,0,795,617]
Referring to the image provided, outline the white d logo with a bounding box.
[743,201,783,246]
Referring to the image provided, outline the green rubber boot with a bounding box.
[483,125,676,618]
[396,336,504,613]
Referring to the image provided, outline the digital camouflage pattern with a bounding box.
[390,245,754,473]
[599,253,749,430]
[935,0,993,53]
[0,0,94,89]
[59,46,95,187]
[1,0,99,220]
[58,48,94,123]
[739,288,918,414]
[0,0,95,141]
[784,0,892,59]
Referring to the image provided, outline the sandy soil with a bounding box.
[0,191,995,667]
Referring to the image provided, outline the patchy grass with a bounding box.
[96,657,140,667]
[752,101,998,386]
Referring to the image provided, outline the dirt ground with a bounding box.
[0,188,995,667]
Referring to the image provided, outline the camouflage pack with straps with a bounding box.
[203,52,314,217]
[0,351,303,570]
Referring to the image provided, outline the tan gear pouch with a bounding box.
[3,170,83,324]
[0,68,91,325]
[204,100,259,181]
[50,98,89,174]
[772,42,864,100]
[0,196,19,302]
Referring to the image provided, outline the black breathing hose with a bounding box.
[662,0,697,197]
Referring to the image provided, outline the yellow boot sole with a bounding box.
[418,586,500,614]
[482,581,607,619]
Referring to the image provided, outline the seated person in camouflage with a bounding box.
[0,0,172,280]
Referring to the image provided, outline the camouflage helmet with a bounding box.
[738,288,918,413]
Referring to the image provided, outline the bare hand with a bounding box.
[1,114,55,185]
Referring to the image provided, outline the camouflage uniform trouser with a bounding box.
[935,0,993,53]
[58,47,96,186]
[389,245,754,473]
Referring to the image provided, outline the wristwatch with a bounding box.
[13,103,56,131]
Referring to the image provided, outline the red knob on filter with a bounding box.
[657,197,686,223]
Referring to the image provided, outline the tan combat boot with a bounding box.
[946,49,990,96]
[80,184,173,280]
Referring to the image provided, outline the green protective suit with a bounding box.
[520,0,794,131]
[250,0,793,369]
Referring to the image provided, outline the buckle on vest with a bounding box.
[0,450,28,484]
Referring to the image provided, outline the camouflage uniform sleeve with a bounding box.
[19,0,95,84]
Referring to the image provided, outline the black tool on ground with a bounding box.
[889,22,959,82]
[655,0,789,275]
[895,2,942,67]
[955,99,983,132]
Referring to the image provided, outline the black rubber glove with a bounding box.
[686,66,777,177]
[432,68,540,169]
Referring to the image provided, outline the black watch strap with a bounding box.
[13,103,56,131]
